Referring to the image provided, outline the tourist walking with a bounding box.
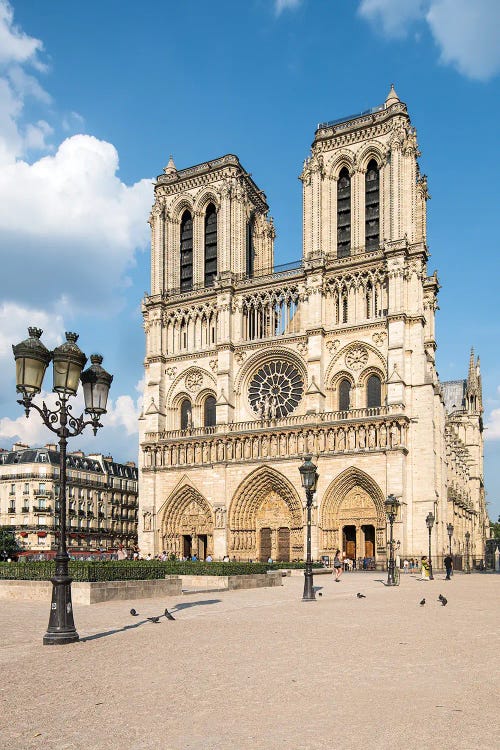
[333,550,342,581]
[403,558,409,574]
[444,554,453,580]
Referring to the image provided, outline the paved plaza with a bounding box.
[1,571,498,750]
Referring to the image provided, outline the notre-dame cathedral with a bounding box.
[138,86,487,566]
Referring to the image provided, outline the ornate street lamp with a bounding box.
[447,522,454,557]
[384,494,400,586]
[465,530,471,574]
[13,329,112,645]
[426,512,435,580]
[299,455,319,601]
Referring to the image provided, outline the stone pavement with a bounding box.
[0,571,498,750]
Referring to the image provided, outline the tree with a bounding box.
[0,527,21,560]
[489,515,500,539]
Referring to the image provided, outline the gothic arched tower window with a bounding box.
[204,204,217,287]
[339,379,351,411]
[180,398,192,430]
[337,167,351,258]
[204,395,216,427]
[246,215,255,278]
[367,374,382,409]
[365,160,380,251]
[180,210,193,291]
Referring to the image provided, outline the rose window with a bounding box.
[249,362,303,418]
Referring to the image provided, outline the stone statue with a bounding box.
[368,425,376,448]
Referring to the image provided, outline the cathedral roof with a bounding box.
[441,380,466,414]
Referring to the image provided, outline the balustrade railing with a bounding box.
[143,407,408,469]
[147,405,404,443]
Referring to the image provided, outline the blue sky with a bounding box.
[0,0,498,518]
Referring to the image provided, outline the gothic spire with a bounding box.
[164,155,177,175]
[385,83,400,108]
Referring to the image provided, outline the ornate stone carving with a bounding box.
[372,332,387,347]
[326,339,340,353]
[166,367,177,379]
[345,345,368,371]
[209,359,217,371]
[185,370,203,392]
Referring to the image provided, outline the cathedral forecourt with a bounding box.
[138,86,487,567]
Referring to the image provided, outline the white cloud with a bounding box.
[426,0,500,81]
[0,3,152,316]
[0,379,142,462]
[485,389,500,441]
[357,0,500,80]
[0,0,43,66]
[358,0,427,37]
[0,134,152,313]
[275,0,303,16]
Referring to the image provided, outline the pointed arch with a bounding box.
[229,465,304,561]
[320,467,386,529]
[159,480,214,557]
[229,465,303,530]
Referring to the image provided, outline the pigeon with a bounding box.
[130,608,139,617]
[357,593,366,599]
[420,598,426,606]
[438,594,448,606]
[146,616,161,623]
[164,608,175,620]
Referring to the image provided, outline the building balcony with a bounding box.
[33,505,51,513]
[8,508,16,514]
[34,489,53,497]
[21,506,29,513]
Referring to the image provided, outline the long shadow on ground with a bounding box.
[79,599,222,642]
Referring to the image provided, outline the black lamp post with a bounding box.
[384,494,400,586]
[299,455,319,602]
[447,522,454,557]
[426,511,435,580]
[465,530,471,573]
[13,329,112,645]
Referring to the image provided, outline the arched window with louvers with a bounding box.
[180,210,193,291]
[204,204,217,287]
[365,160,380,251]
[337,168,351,258]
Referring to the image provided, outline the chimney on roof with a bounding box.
[126,461,136,468]
[12,442,29,452]
[44,443,57,451]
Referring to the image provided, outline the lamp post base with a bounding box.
[302,569,316,601]
[43,575,79,646]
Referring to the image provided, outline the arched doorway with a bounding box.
[160,484,214,559]
[321,468,386,567]
[229,466,303,562]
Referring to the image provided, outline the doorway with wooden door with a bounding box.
[342,525,356,561]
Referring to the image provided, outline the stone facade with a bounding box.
[138,87,487,566]
[0,443,138,553]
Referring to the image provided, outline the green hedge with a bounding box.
[267,562,324,570]
[0,560,271,582]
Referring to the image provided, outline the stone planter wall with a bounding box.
[0,577,182,605]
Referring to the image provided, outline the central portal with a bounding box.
[256,492,292,562]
